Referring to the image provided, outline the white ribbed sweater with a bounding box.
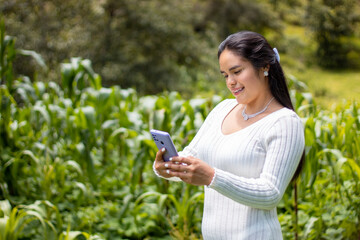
[159,99,305,239]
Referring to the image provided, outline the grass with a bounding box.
[284,66,360,108]
[291,68,360,107]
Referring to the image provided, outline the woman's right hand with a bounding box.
[154,148,172,178]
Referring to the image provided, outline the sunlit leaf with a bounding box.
[17,49,47,70]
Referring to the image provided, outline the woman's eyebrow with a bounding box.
[229,65,242,71]
[220,65,242,74]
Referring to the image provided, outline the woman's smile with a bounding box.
[232,87,244,95]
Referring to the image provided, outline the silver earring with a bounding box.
[264,71,269,76]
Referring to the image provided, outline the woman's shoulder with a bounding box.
[273,107,302,120]
[267,107,304,129]
[261,108,304,145]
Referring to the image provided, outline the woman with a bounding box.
[153,31,305,239]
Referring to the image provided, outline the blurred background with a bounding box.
[2,0,360,105]
[1,1,360,239]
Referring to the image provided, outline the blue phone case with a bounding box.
[150,129,178,161]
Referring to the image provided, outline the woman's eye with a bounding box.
[234,70,242,74]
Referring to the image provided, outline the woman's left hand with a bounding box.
[165,156,215,186]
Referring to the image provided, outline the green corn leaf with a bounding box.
[119,194,133,219]
[21,150,40,165]
[139,95,158,113]
[75,106,96,130]
[101,119,118,130]
[65,160,83,175]
[33,104,51,124]
[74,182,87,195]
[303,217,318,238]
[109,127,132,140]
[0,216,8,240]
[97,88,112,106]
[17,49,47,70]
[134,191,164,206]
[346,158,360,178]
[16,87,29,102]
[61,231,90,240]
[34,81,46,97]
[81,59,95,77]
[70,57,81,70]
[0,200,11,216]
[322,148,347,179]
[48,81,62,98]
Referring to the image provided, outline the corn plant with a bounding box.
[61,57,101,103]
[1,22,360,239]
[58,225,104,240]
[0,20,15,92]
[279,98,360,240]
[0,200,62,240]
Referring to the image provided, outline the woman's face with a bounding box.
[219,49,269,106]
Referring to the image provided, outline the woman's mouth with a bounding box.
[233,87,244,95]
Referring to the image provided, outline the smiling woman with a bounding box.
[219,49,272,109]
[218,48,280,133]
[154,31,305,239]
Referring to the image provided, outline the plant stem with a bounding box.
[294,181,298,240]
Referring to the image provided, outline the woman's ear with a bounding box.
[263,64,270,72]
[262,65,270,77]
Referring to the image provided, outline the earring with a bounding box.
[264,71,269,76]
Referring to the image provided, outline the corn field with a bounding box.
[1,21,360,240]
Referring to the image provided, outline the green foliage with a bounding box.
[0,200,61,240]
[1,0,286,95]
[305,0,360,68]
[2,61,359,238]
[279,97,360,239]
[1,0,212,94]
[0,20,16,92]
[0,27,217,238]
[199,0,282,40]
[1,14,360,240]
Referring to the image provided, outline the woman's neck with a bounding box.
[241,94,274,115]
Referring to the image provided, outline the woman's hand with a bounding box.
[166,155,215,186]
[154,148,173,178]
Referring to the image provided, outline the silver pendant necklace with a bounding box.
[242,97,275,121]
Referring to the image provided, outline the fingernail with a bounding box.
[169,157,172,161]
[164,163,169,168]
[166,169,170,174]
[175,162,179,164]
[161,148,165,152]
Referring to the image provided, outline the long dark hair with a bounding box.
[218,31,304,181]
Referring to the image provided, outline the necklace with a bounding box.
[242,97,275,121]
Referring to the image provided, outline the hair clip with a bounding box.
[273,48,280,63]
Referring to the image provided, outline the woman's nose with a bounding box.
[227,76,236,85]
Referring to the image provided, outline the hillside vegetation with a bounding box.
[1,0,360,239]
[1,23,360,239]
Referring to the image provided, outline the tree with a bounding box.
[1,0,215,94]
[89,0,213,94]
[199,0,282,40]
[1,0,284,94]
[306,0,360,68]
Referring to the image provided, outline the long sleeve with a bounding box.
[208,114,304,210]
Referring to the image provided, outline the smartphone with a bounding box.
[150,129,178,162]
